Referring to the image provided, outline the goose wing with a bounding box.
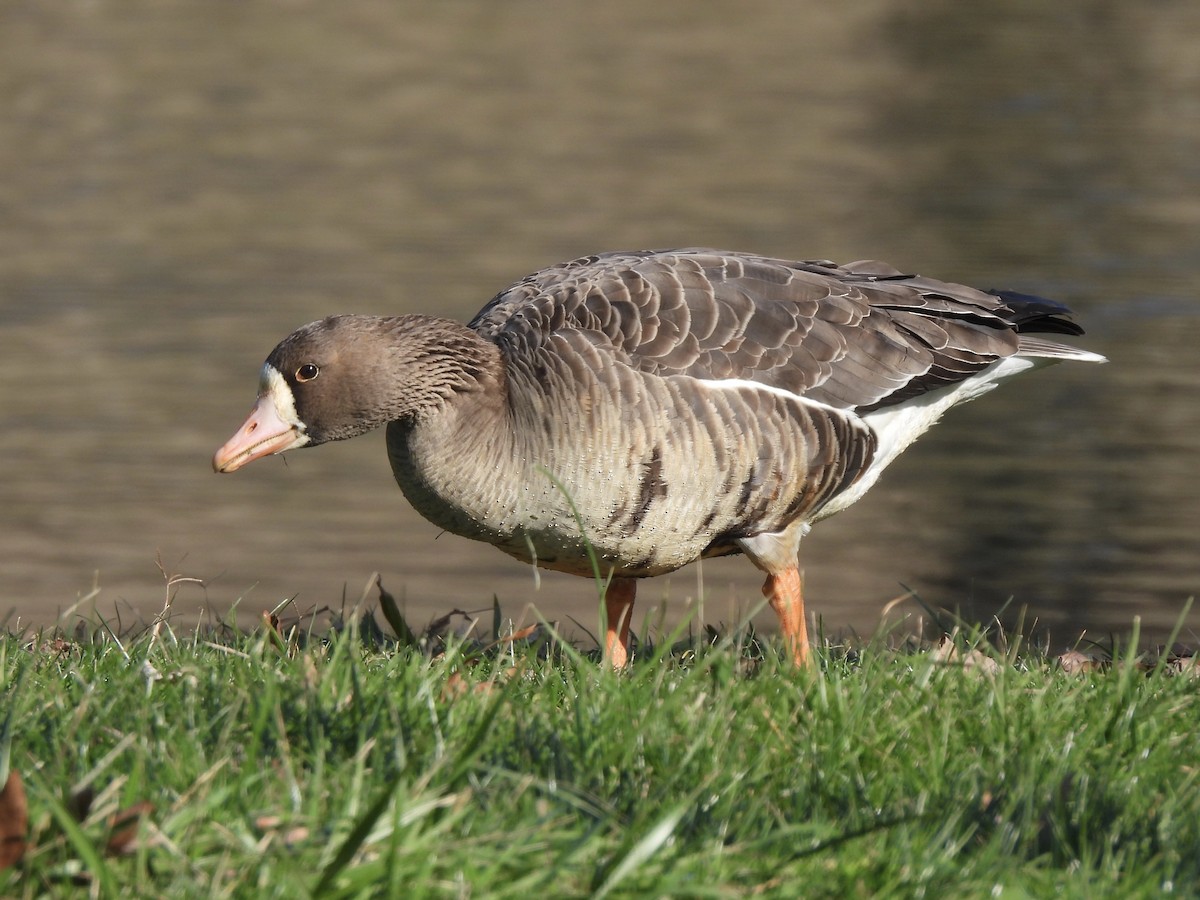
[469,248,1074,412]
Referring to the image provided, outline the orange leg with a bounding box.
[604,578,636,669]
[763,567,810,667]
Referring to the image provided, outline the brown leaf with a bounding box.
[440,671,496,701]
[105,801,155,857]
[481,623,542,653]
[375,577,418,647]
[1057,650,1104,674]
[39,637,77,657]
[0,772,28,871]
[67,784,96,822]
[442,671,468,701]
[425,609,472,640]
[501,623,541,644]
[253,815,309,847]
[281,826,310,847]
[1168,653,1200,677]
[261,610,288,654]
[932,637,1001,675]
[302,652,320,691]
[962,648,1001,675]
[931,636,958,664]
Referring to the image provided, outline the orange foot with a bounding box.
[604,578,636,669]
[764,567,810,667]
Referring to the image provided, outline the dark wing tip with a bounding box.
[986,289,1086,337]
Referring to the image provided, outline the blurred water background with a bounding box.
[2,1,1198,647]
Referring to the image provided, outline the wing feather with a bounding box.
[469,248,1089,413]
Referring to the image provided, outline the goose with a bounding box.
[213,249,1106,667]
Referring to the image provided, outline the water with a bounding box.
[2,1,1198,646]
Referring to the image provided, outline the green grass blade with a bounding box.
[313,781,399,895]
[0,664,25,788]
[592,804,688,899]
[31,772,119,896]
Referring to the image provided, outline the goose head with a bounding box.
[213,314,496,473]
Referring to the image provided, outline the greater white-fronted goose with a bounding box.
[213,249,1106,666]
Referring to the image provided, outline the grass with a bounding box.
[2,601,1199,898]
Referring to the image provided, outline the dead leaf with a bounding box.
[425,609,472,640]
[501,623,541,645]
[932,637,1002,675]
[0,772,28,871]
[1168,653,1200,677]
[302,652,320,691]
[105,801,155,857]
[441,671,496,701]
[67,784,96,822]
[931,636,957,664]
[261,611,289,654]
[39,637,77,657]
[442,672,468,700]
[254,816,310,847]
[962,649,1001,675]
[281,826,309,847]
[375,577,418,647]
[1057,650,1104,674]
[481,623,542,653]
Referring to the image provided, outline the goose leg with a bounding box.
[604,578,636,669]
[763,567,810,667]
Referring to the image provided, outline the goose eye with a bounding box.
[295,364,320,383]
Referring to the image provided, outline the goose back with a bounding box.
[469,249,1083,413]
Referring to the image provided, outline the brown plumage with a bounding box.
[213,249,1106,666]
